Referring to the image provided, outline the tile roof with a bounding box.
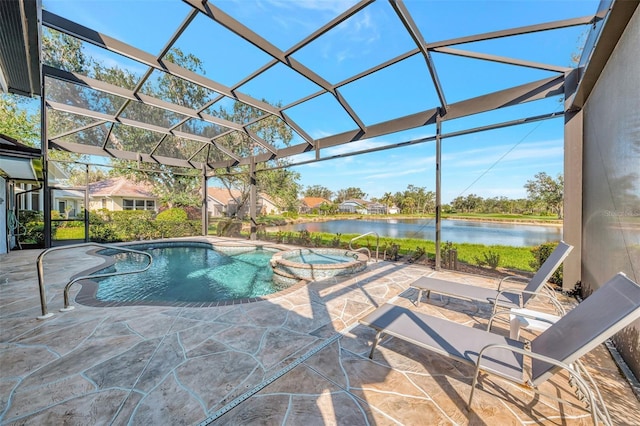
[301,197,331,208]
[88,177,155,198]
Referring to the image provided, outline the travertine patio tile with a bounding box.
[254,328,318,370]
[84,337,163,390]
[132,374,205,425]
[12,317,103,355]
[4,374,95,420]
[0,345,58,378]
[287,392,369,426]
[17,334,143,389]
[6,389,130,425]
[212,394,289,425]
[177,322,232,352]
[176,351,263,410]
[213,324,267,354]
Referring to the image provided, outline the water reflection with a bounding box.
[274,218,563,247]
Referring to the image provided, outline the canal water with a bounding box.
[273,218,562,247]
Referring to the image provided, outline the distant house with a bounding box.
[338,199,388,215]
[366,201,387,215]
[338,199,369,214]
[387,205,400,214]
[299,197,331,214]
[207,187,280,217]
[52,189,85,218]
[89,177,157,212]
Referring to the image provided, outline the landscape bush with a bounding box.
[156,208,188,221]
[530,242,563,284]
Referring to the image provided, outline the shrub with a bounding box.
[530,242,563,284]
[385,243,400,261]
[296,229,312,246]
[409,246,426,263]
[156,208,188,221]
[17,210,44,245]
[90,223,121,243]
[110,210,155,240]
[475,250,501,269]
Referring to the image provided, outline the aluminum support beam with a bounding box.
[42,10,281,116]
[390,0,448,111]
[427,15,595,49]
[432,47,571,73]
[435,110,442,271]
[249,159,257,241]
[186,0,368,131]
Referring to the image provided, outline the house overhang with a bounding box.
[0,0,42,97]
[0,134,43,181]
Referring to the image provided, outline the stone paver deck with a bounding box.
[1,237,638,425]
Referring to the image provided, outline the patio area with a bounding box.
[1,237,638,425]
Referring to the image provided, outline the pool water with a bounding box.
[94,245,277,303]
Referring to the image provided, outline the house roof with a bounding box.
[301,197,331,208]
[207,187,242,204]
[341,199,369,207]
[89,177,155,198]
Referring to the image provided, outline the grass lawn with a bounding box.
[54,226,85,240]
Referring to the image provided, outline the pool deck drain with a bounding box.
[197,330,346,425]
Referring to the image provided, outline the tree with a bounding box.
[381,192,394,208]
[107,48,212,207]
[524,172,564,218]
[211,100,300,215]
[304,185,333,200]
[0,94,39,146]
[258,168,302,212]
[335,187,367,203]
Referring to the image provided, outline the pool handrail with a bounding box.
[36,243,153,320]
[349,232,379,262]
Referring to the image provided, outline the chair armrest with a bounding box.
[497,287,559,302]
[497,275,529,291]
[474,343,603,425]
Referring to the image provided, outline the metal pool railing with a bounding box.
[349,232,379,262]
[36,242,152,320]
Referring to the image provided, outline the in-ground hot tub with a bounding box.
[270,248,368,285]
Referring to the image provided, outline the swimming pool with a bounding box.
[88,242,285,304]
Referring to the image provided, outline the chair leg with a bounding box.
[368,331,382,359]
[468,364,482,408]
[416,289,423,306]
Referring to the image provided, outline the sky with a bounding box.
[38,0,599,203]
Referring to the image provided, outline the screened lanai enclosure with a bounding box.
[1,0,639,381]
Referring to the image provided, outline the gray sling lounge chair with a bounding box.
[360,272,640,426]
[411,241,572,313]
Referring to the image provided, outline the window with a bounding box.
[123,199,155,211]
[101,199,107,209]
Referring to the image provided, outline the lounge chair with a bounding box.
[359,272,640,426]
[411,241,572,313]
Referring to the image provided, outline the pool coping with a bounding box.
[71,238,310,308]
